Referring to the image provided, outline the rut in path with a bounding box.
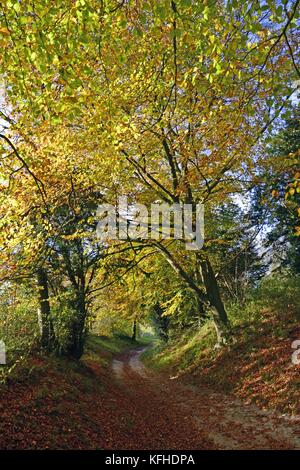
[110,347,300,450]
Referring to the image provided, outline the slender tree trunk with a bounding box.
[37,267,54,351]
[194,256,207,323]
[197,254,229,345]
[132,319,137,341]
[155,302,169,342]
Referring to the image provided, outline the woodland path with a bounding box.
[110,347,300,450]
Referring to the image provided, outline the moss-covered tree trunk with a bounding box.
[36,267,55,351]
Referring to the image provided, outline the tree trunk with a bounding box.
[66,290,86,359]
[194,256,207,322]
[132,319,137,341]
[36,267,54,351]
[197,254,229,345]
[153,302,169,342]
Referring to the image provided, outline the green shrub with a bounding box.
[0,282,39,382]
[227,273,300,327]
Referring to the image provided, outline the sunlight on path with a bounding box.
[129,348,148,378]
[112,359,124,379]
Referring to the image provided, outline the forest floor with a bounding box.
[109,347,300,450]
[0,335,300,450]
[147,309,300,417]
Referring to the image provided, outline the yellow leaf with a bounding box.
[0,27,10,35]
[295,226,300,236]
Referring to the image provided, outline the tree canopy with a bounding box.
[0,0,299,357]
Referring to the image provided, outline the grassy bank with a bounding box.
[0,333,138,449]
[144,276,300,415]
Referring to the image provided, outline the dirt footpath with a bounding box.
[110,347,300,450]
